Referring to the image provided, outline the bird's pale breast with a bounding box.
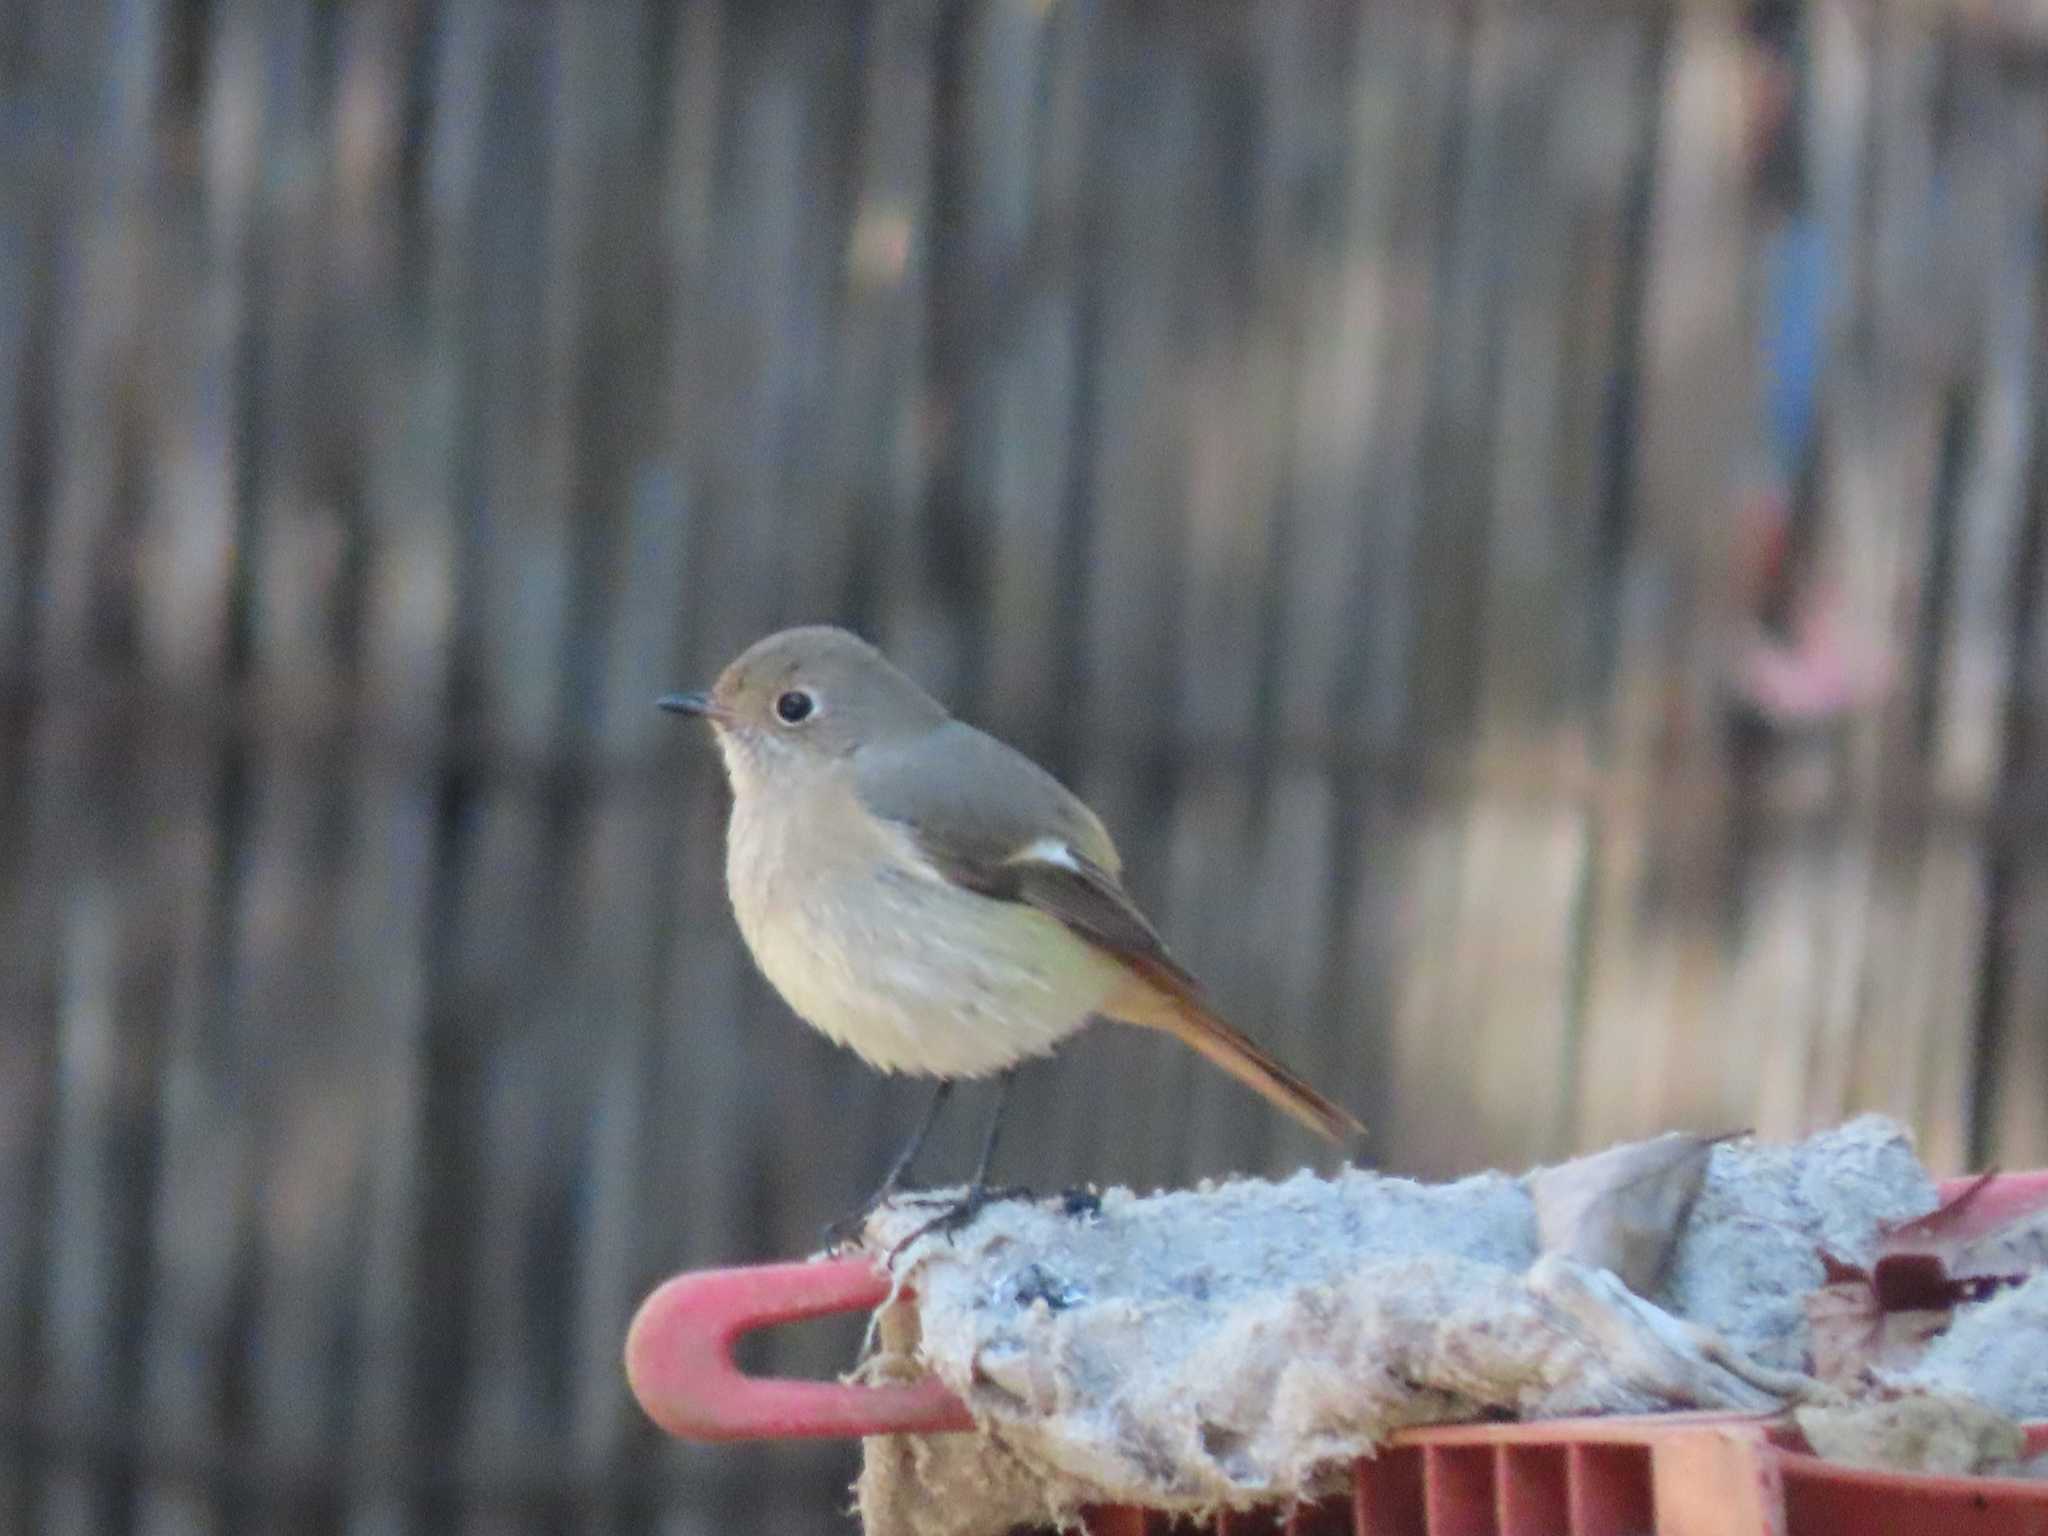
[725,775,1120,1077]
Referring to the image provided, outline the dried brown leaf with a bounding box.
[1805,1279,1881,1384]
[1806,1172,2048,1382]
[1529,1131,1731,1298]
[1874,1171,2048,1309]
[1806,1277,1949,1384]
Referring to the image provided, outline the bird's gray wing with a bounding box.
[852,721,1199,992]
[858,722,1364,1144]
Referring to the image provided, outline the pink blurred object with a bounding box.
[1727,489,1892,726]
[1732,596,1891,724]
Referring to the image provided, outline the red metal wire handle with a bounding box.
[623,1255,975,1442]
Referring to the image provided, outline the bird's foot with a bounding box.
[821,1184,920,1254]
[822,1183,1032,1254]
[820,1203,880,1255]
[895,1182,1032,1210]
[886,1183,1029,1260]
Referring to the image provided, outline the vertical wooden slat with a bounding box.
[976,0,1088,750]
[440,7,584,1531]
[1061,4,1201,1195]
[0,89,37,683]
[1334,5,1472,1177]
[130,3,260,1533]
[32,2,177,1532]
[1973,82,2048,1169]
[1818,0,1960,1154]
[0,9,62,1534]
[1151,16,1276,1172]
[1573,6,1749,1152]
[333,6,500,1533]
[1383,3,1540,1177]
[476,8,654,1530]
[1437,9,1607,1171]
[1811,12,1977,1166]
[1159,8,1314,1177]
[220,9,404,1536]
[1291,6,1449,1154]
[523,6,674,1532]
[1259,0,1373,1147]
[402,0,523,1528]
[1225,6,1366,1180]
[1946,74,2048,1172]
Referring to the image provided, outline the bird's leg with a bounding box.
[822,1080,953,1251]
[966,1066,1013,1192]
[881,1078,955,1198]
[889,1068,1022,1256]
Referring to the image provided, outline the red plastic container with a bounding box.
[625,1174,2048,1535]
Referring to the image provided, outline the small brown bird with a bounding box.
[661,626,1362,1232]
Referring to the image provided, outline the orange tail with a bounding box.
[1107,973,1365,1143]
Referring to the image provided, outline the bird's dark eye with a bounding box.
[774,689,815,725]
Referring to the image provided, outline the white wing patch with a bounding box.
[1009,836,1083,872]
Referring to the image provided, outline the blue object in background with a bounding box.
[1761,214,1829,480]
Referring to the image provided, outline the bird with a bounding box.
[660,625,1362,1240]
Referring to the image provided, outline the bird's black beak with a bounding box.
[657,691,723,721]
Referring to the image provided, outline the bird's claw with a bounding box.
[820,1185,914,1254]
[894,1182,1031,1211]
[820,1208,876,1254]
[886,1183,1030,1260]
[822,1182,1032,1255]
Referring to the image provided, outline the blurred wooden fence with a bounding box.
[3,0,2048,1532]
